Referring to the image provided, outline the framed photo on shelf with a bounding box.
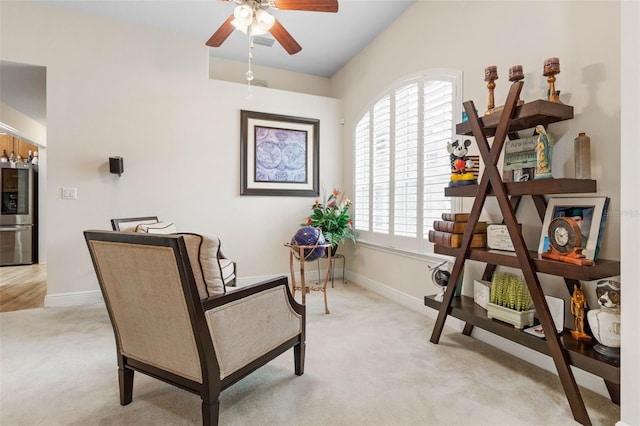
[240,110,319,196]
[538,197,610,261]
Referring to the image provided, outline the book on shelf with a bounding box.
[504,135,538,154]
[428,230,487,248]
[441,212,470,221]
[503,167,536,182]
[466,154,480,179]
[486,223,522,251]
[503,148,537,182]
[433,220,487,234]
[503,150,536,169]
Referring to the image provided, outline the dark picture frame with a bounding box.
[240,110,319,196]
[538,197,610,261]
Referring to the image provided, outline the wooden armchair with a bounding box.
[110,216,236,286]
[84,230,305,426]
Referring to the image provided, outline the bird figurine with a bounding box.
[534,125,554,179]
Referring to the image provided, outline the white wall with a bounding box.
[210,57,332,96]
[0,2,343,297]
[620,1,640,424]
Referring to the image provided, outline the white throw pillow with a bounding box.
[219,258,236,285]
[199,235,226,296]
[117,219,158,232]
[136,222,177,234]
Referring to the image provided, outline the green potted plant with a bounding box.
[303,188,356,255]
[487,271,535,329]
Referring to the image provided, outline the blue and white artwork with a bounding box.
[254,126,308,183]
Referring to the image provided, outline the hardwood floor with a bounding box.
[0,264,46,312]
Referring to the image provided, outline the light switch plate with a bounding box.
[62,187,78,200]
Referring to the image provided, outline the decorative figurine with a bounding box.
[447,139,476,187]
[428,261,451,302]
[570,283,591,341]
[509,65,525,106]
[587,280,621,359]
[543,57,563,103]
[484,65,498,115]
[534,124,554,179]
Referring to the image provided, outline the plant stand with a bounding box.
[286,243,333,314]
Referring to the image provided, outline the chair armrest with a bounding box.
[201,275,304,380]
[202,276,302,315]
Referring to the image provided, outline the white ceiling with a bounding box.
[0,61,47,126]
[1,0,414,127]
[32,0,415,77]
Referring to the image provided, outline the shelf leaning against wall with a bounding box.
[425,79,620,426]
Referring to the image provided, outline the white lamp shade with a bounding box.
[231,19,248,34]
[255,9,275,32]
[233,4,253,27]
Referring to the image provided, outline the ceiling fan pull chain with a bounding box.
[246,33,255,90]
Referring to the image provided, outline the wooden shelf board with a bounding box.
[424,295,620,383]
[456,100,574,137]
[433,245,620,281]
[444,178,597,197]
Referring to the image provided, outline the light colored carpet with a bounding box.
[0,283,619,425]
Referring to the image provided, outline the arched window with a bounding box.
[353,70,462,252]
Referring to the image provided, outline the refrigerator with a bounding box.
[0,162,35,266]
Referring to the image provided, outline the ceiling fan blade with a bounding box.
[273,0,338,13]
[205,15,235,47]
[270,19,302,55]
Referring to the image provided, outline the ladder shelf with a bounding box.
[427,81,620,426]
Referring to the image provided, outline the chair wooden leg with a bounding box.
[202,399,220,426]
[118,367,134,405]
[294,343,305,376]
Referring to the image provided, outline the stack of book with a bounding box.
[429,213,488,248]
[502,135,537,182]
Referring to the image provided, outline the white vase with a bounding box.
[486,302,535,329]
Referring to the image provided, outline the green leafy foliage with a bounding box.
[303,188,357,249]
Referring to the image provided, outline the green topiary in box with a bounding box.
[489,272,533,312]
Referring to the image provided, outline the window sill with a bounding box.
[355,240,452,263]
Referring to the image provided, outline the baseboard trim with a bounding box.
[44,290,104,307]
[346,271,464,326]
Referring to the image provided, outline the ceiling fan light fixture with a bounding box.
[255,8,275,32]
[232,5,273,36]
[249,21,268,36]
[231,19,248,34]
[233,4,253,27]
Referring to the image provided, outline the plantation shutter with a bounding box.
[351,70,459,252]
[423,80,454,236]
[354,113,370,232]
[372,95,391,234]
[394,83,419,237]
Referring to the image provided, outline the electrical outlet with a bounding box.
[62,187,78,200]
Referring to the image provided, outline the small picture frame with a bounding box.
[538,197,610,261]
[240,110,319,197]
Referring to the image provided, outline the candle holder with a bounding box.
[543,57,562,104]
[484,65,499,115]
[509,65,525,106]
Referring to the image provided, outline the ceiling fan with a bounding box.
[206,0,339,55]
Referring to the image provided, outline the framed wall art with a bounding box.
[240,110,319,196]
[538,196,610,261]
